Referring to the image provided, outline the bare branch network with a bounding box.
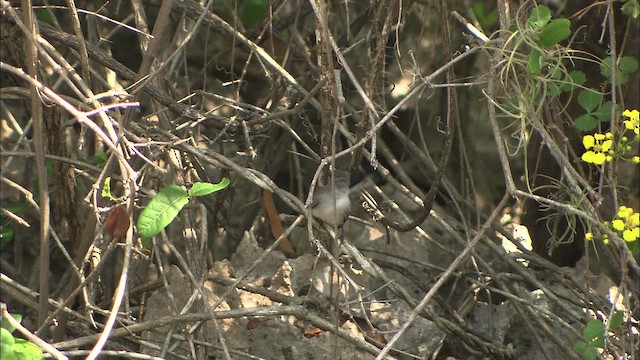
[1,1,638,359]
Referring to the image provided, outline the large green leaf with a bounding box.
[13,339,43,360]
[608,311,625,331]
[593,101,614,122]
[578,89,602,113]
[137,185,190,238]
[1,328,16,358]
[539,19,571,47]
[618,56,639,74]
[560,70,586,92]
[583,319,605,341]
[575,114,598,131]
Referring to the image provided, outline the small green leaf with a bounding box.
[591,335,605,348]
[583,319,605,341]
[548,83,561,97]
[549,67,563,80]
[593,101,613,122]
[600,56,614,78]
[575,114,598,131]
[578,89,602,113]
[528,5,551,29]
[617,72,631,84]
[137,185,190,238]
[608,311,625,331]
[539,18,571,47]
[527,49,542,74]
[569,70,587,86]
[618,56,639,74]
[573,341,588,354]
[601,56,637,84]
[101,177,117,201]
[188,178,230,197]
[582,345,600,360]
[561,70,586,91]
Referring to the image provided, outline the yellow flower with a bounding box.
[623,109,639,136]
[633,156,640,164]
[585,232,594,241]
[624,228,640,242]
[611,206,640,242]
[581,133,614,164]
[612,219,625,231]
[617,206,634,218]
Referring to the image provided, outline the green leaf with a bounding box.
[573,341,587,353]
[137,185,190,238]
[574,340,602,359]
[618,56,639,74]
[621,0,640,19]
[472,3,498,29]
[549,66,563,80]
[92,151,108,165]
[101,177,117,201]
[575,114,598,131]
[601,56,637,84]
[593,101,613,122]
[527,49,542,74]
[581,345,600,360]
[569,70,587,86]
[561,70,586,91]
[528,5,551,29]
[539,19,571,47]
[617,72,630,84]
[583,319,605,341]
[1,314,21,334]
[1,327,15,344]
[548,83,561,97]
[1,328,16,358]
[188,178,230,197]
[242,0,268,27]
[591,335,605,348]
[578,89,602,113]
[600,56,614,78]
[583,347,599,360]
[608,311,625,331]
[3,202,29,215]
[13,339,43,360]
